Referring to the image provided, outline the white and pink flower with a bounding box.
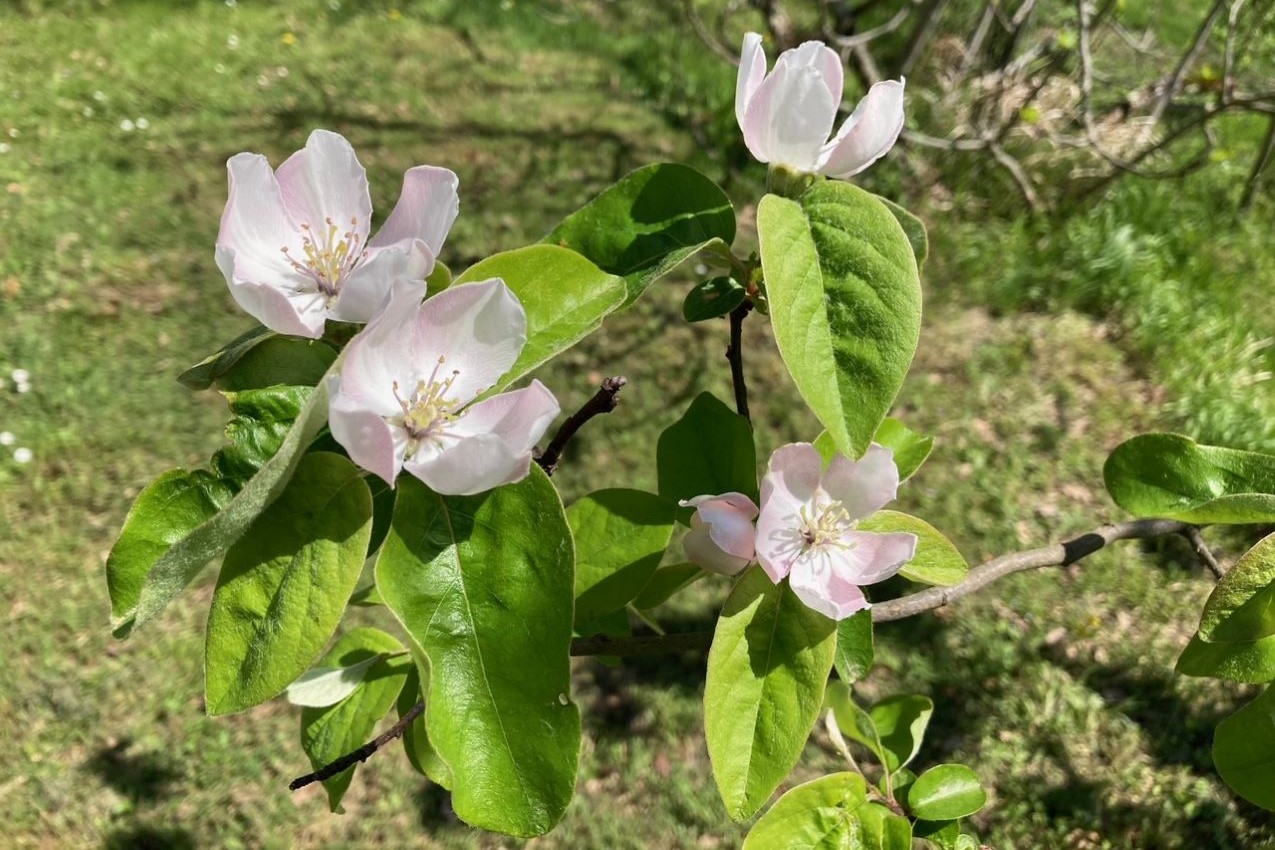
[755,442,917,620]
[216,129,458,338]
[736,33,905,179]
[327,280,560,496]
[679,492,759,576]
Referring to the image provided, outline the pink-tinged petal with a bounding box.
[369,165,459,258]
[788,549,870,620]
[680,493,758,560]
[448,380,560,454]
[775,40,844,107]
[328,245,430,324]
[328,380,408,486]
[217,152,306,278]
[275,129,373,239]
[816,78,905,178]
[756,442,824,582]
[822,443,901,520]
[836,530,917,585]
[415,278,527,400]
[742,58,837,172]
[336,282,427,416]
[216,246,327,338]
[683,515,751,576]
[404,432,529,496]
[735,32,768,127]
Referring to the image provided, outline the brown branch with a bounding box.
[535,376,627,475]
[871,519,1192,622]
[571,631,714,657]
[726,302,753,421]
[1184,526,1226,580]
[289,701,424,791]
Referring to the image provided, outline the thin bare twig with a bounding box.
[1150,0,1227,125]
[289,701,424,791]
[1184,527,1226,580]
[536,376,627,475]
[726,302,753,421]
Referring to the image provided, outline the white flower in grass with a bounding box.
[0,432,13,446]
[216,129,459,339]
[736,32,905,178]
[328,280,560,496]
[13,447,32,464]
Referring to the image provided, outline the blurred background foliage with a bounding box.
[0,0,1272,847]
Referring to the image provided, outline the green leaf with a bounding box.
[873,417,934,481]
[105,469,234,624]
[683,276,747,322]
[209,385,311,483]
[874,195,929,269]
[1103,433,1275,523]
[1213,683,1275,811]
[859,511,969,587]
[177,324,274,390]
[211,336,336,392]
[454,245,625,393]
[907,764,988,820]
[657,392,758,521]
[757,182,922,459]
[826,679,886,765]
[117,359,338,636]
[425,259,452,294]
[1176,633,1275,683]
[375,470,580,837]
[204,452,373,715]
[397,662,452,789]
[632,562,703,610]
[546,162,736,305]
[868,694,933,773]
[285,656,381,708]
[299,627,411,811]
[743,772,911,850]
[705,567,837,821]
[834,609,874,683]
[568,489,676,625]
[1196,532,1275,643]
[914,819,963,849]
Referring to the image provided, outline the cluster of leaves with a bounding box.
[1103,433,1275,812]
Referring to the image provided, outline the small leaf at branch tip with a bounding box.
[285,656,380,707]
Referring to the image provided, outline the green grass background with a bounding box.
[1,1,1273,847]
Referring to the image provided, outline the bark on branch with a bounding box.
[535,376,627,476]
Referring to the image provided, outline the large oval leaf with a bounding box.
[705,567,836,821]
[1103,433,1275,523]
[834,609,875,684]
[743,772,911,849]
[1213,683,1275,811]
[859,510,968,587]
[657,392,758,522]
[204,452,372,716]
[1176,632,1275,683]
[299,627,411,811]
[545,162,736,305]
[568,488,676,625]
[117,358,339,636]
[1195,532,1275,643]
[375,470,580,837]
[907,764,987,821]
[758,182,922,459]
[454,245,625,393]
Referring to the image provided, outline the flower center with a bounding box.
[281,216,366,303]
[797,501,852,551]
[392,357,462,455]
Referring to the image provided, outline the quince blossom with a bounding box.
[328,280,560,496]
[755,442,916,620]
[736,32,905,178]
[217,129,458,338]
[679,493,758,576]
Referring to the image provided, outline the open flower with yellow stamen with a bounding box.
[216,129,458,338]
[755,442,917,620]
[327,280,560,496]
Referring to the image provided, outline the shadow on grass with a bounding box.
[84,739,183,804]
[102,824,197,850]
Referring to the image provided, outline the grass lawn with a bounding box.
[1,1,1272,848]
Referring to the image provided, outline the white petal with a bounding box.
[822,443,901,521]
[275,129,373,238]
[328,246,429,324]
[684,517,751,576]
[755,442,824,582]
[816,78,905,178]
[448,379,560,453]
[836,530,917,585]
[405,433,529,496]
[742,59,837,172]
[788,548,870,620]
[370,165,459,258]
[735,32,768,127]
[335,282,427,416]
[776,40,844,107]
[216,246,327,338]
[217,152,308,283]
[328,378,408,486]
[414,278,527,401]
